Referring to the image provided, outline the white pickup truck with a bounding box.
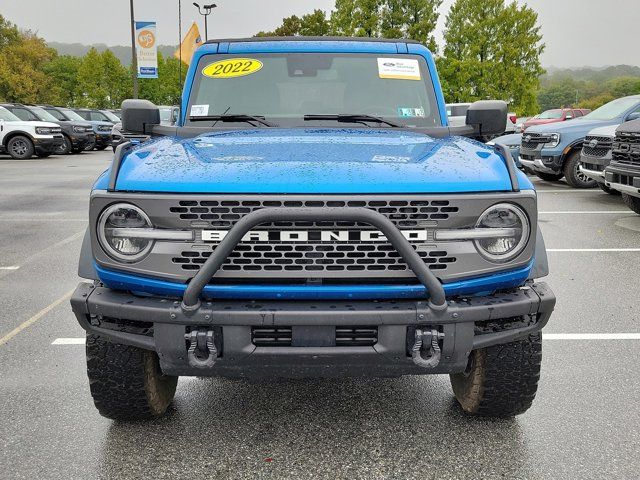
[0,106,63,159]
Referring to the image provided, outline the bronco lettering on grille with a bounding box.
[201,229,429,243]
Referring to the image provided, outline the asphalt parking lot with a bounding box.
[1,150,639,480]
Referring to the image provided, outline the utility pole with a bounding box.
[193,3,217,41]
[129,0,139,98]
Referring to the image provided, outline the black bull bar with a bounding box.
[180,207,448,311]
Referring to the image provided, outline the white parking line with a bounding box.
[543,333,640,340]
[51,334,640,346]
[0,266,20,271]
[539,211,630,214]
[536,190,596,193]
[547,248,640,252]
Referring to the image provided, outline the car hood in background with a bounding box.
[527,118,621,135]
[109,128,522,194]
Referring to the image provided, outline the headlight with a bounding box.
[97,204,153,262]
[474,203,530,262]
[545,133,560,148]
[35,127,52,135]
[73,125,87,133]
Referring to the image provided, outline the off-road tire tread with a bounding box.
[450,333,542,417]
[622,194,640,214]
[86,334,178,420]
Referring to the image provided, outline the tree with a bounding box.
[0,14,20,50]
[438,0,544,115]
[256,10,330,37]
[139,52,185,105]
[0,31,57,103]
[331,0,382,37]
[75,48,131,108]
[42,55,82,105]
[380,0,442,52]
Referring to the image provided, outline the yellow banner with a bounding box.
[174,22,203,65]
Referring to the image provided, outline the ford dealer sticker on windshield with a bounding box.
[202,58,264,78]
[377,58,421,80]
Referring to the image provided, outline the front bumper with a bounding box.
[579,153,610,184]
[70,133,95,149]
[33,135,64,153]
[71,282,555,377]
[94,133,112,147]
[519,149,563,174]
[605,164,640,198]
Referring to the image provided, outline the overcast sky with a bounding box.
[2,0,639,68]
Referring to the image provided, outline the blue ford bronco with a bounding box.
[71,37,555,420]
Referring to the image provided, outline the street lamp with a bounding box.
[193,3,217,41]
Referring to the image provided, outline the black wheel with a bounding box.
[6,135,35,159]
[599,183,620,195]
[622,194,640,215]
[563,151,596,188]
[86,334,178,420]
[57,135,72,155]
[535,172,564,182]
[84,138,96,151]
[36,152,52,158]
[450,332,542,417]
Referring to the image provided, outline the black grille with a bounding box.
[581,135,613,158]
[612,132,640,167]
[335,327,378,346]
[521,133,549,149]
[169,199,459,229]
[252,327,292,346]
[173,245,456,273]
[581,162,604,172]
[251,326,378,347]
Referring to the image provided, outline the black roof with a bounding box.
[204,36,421,45]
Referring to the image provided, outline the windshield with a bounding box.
[59,108,87,122]
[0,106,20,121]
[101,110,121,122]
[186,53,441,128]
[537,110,563,119]
[30,106,59,122]
[583,97,640,120]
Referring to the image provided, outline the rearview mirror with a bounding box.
[121,99,160,134]
[465,100,508,137]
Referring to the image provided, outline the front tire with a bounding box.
[563,151,596,188]
[622,194,640,215]
[57,135,72,155]
[86,335,178,420]
[536,172,563,182]
[450,333,542,417]
[6,135,35,159]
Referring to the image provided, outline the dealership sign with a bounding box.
[135,21,158,79]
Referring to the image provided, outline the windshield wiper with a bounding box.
[189,114,275,127]
[303,114,404,128]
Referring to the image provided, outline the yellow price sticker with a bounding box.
[202,58,264,79]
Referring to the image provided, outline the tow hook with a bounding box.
[185,328,217,368]
[411,328,444,369]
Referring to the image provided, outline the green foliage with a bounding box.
[256,10,331,37]
[42,55,82,105]
[438,0,544,115]
[74,48,131,108]
[139,52,186,105]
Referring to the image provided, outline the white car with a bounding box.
[0,106,63,159]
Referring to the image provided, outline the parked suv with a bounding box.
[0,105,63,159]
[41,106,113,151]
[1,103,94,154]
[521,108,590,132]
[71,37,555,421]
[578,125,618,194]
[605,119,640,214]
[519,96,640,187]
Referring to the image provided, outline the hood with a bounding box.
[527,117,619,135]
[3,120,59,129]
[525,118,563,127]
[587,124,619,137]
[112,128,517,194]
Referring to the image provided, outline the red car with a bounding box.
[521,108,590,132]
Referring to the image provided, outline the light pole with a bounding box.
[129,0,138,98]
[193,3,216,41]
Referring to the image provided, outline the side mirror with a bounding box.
[626,111,640,122]
[121,99,160,134]
[466,100,508,137]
